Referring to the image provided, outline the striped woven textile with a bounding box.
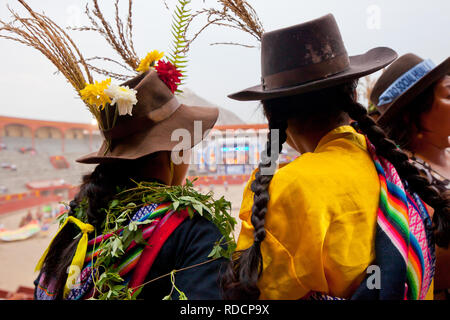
[35,202,186,300]
[83,202,171,264]
[309,137,435,300]
[367,138,434,300]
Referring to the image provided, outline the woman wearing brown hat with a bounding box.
[220,14,450,300]
[370,54,450,299]
[33,70,232,300]
[0,1,234,300]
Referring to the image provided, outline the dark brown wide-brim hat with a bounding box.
[370,53,450,126]
[228,14,397,101]
[76,71,219,164]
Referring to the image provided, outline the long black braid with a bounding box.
[220,114,288,300]
[340,82,450,248]
[221,80,450,300]
[39,160,146,299]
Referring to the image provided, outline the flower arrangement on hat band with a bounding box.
[79,50,182,121]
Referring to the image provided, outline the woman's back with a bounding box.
[237,126,381,299]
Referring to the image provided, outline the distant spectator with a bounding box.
[19,211,33,227]
[36,211,43,222]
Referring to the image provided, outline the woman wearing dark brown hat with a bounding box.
[220,14,450,300]
[370,53,450,299]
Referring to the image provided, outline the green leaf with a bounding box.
[131,286,143,300]
[135,219,154,226]
[168,0,191,91]
[111,237,124,257]
[178,291,188,300]
[207,245,219,258]
[110,199,119,209]
[187,206,194,219]
[56,211,68,226]
[128,221,138,232]
[113,285,126,291]
[193,203,203,215]
[133,230,148,246]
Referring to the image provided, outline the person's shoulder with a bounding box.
[242,154,331,203]
[172,211,222,243]
[271,152,332,189]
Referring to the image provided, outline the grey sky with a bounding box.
[0,0,449,124]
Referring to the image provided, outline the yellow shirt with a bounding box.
[237,125,435,300]
[237,125,380,299]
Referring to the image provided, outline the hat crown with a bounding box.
[370,53,425,106]
[261,14,350,90]
[100,71,176,141]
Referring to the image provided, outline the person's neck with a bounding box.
[289,122,349,154]
[413,133,449,168]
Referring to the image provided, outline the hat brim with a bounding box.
[377,57,450,126]
[76,104,218,164]
[228,47,397,101]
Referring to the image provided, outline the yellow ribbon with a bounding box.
[35,216,94,298]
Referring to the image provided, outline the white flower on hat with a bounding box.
[104,84,138,116]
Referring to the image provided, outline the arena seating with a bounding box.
[0,148,96,194]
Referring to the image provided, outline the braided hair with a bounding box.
[39,159,149,299]
[221,80,450,300]
[220,113,288,300]
[339,83,449,248]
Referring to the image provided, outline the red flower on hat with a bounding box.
[155,60,182,93]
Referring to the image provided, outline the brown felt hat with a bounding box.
[228,14,397,101]
[370,53,450,126]
[76,71,219,164]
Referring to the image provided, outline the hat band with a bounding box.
[378,59,436,106]
[262,54,350,90]
[102,97,181,141]
[148,97,180,122]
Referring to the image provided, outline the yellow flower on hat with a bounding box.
[104,84,138,116]
[80,78,112,110]
[136,50,165,73]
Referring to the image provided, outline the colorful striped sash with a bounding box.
[35,202,189,300]
[308,137,435,300]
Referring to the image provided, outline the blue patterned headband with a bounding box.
[378,59,436,106]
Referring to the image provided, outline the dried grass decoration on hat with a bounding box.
[78,50,183,154]
[69,0,221,163]
[0,0,236,300]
